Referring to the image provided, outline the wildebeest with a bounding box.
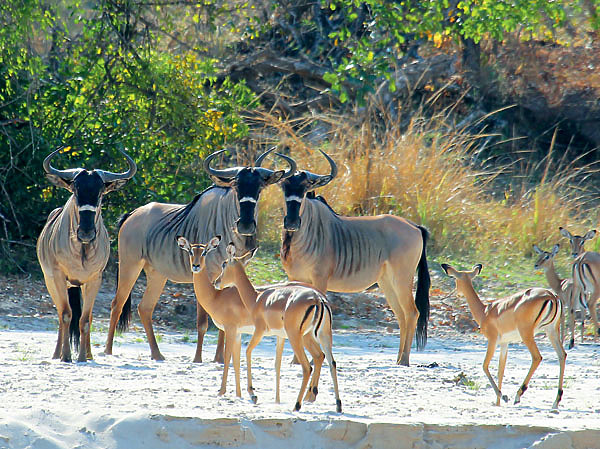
[279,150,430,366]
[37,147,136,362]
[103,148,296,362]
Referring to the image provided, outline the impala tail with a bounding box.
[68,286,82,350]
[536,296,562,330]
[117,212,133,332]
[415,225,431,351]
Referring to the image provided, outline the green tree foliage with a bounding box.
[0,0,255,271]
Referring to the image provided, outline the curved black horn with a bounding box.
[97,148,137,182]
[274,152,297,179]
[254,147,276,167]
[43,147,80,181]
[203,149,242,182]
[306,150,337,190]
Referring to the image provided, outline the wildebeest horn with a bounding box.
[96,148,137,182]
[254,147,276,167]
[43,147,81,181]
[254,151,297,183]
[306,150,337,190]
[203,149,243,182]
[274,152,296,179]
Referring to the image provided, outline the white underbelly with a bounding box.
[498,329,522,345]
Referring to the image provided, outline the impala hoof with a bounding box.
[502,395,509,403]
[336,399,342,413]
[568,339,574,350]
[251,395,258,404]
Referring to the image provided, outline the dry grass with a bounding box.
[252,109,598,259]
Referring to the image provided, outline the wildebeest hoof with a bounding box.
[251,395,258,404]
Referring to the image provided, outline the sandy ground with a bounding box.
[0,310,599,449]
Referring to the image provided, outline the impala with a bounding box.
[214,242,342,413]
[533,244,586,349]
[441,263,565,409]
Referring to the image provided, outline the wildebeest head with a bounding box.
[43,147,137,244]
[280,150,337,232]
[204,148,296,236]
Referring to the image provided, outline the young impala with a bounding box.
[215,243,342,413]
[533,244,586,349]
[177,236,342,412]
[441,263,566,409]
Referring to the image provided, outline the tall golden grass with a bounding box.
[252,109,598,258]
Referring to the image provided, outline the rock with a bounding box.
[319,420,367,444]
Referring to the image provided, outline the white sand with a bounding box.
[0,316,599,449]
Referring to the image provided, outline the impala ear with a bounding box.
[559,227,572,239]
[532,244,543,255]
[226,242,236,259]
[471,264,483,277]
[440,263,453,277]
[176,236,191,252]
[584,230,597,241]
[551,244,560,256]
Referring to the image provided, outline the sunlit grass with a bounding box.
[251,107,597,292]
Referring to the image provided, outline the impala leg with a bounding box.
[496,344,508,407]
[589,295,599,340]
[275,336,285,404]
[193,302,208,363]
[568,305,576,349]
[303,335,325,403]
[79,275,102,362]
[137,268,168,361]
[482,336,506,405]
[232,333,242,398]
[514,332,542,405]
[218,329,235,396]
[214,330,225,364]
[245,325,266,403]
[105,260,144,355]
[547,326,566,409]
[318,327,342,413]
[287,331,312,411]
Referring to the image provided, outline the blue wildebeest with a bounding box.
[37,147,137,362]
[279,150,430,366]
[103,148,296,362]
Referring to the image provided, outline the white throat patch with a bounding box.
[285,195,303,203]
[239,197,257,203]
[78,205,97,212]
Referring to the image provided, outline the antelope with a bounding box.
[280,150,430,366]
[214,242,342,413]
[441,263,565,409]
[533,244,586,349]
[177,237,342,412]
[104,149,296,362]
[37,147,136,362]
[559,227,596,258]
[560,227,600,339]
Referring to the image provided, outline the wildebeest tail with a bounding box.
[68,286,82,350]
[116,265,132,332]
[116,212,133,332]
[415,225,431,351]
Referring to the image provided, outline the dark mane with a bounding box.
[309,193,339,216]
[148,184,229,241]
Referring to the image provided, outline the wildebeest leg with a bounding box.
[396,280,419,367]
[44,273,72,362]
[137,267,168,361]
[303,335,324,403]
[379,276,408,366]
[105,259,144,355]
[79,275,101,362]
